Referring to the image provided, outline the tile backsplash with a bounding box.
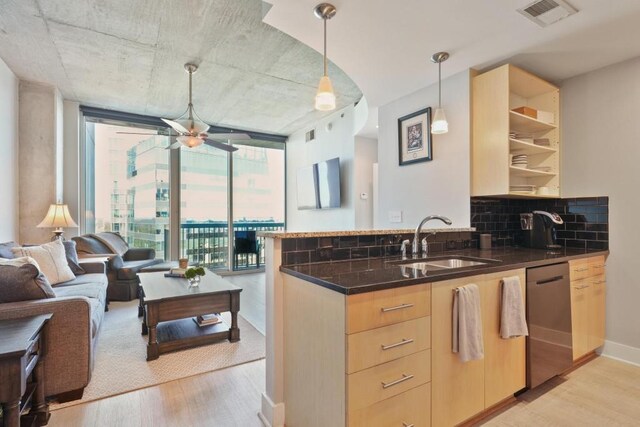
[470,196,608,250]
[281,231,473,265]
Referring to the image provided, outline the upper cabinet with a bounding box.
[472,64,560,198]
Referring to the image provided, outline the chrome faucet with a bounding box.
[412,215,453,256]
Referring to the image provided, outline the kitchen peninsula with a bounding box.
[258,229,608,427]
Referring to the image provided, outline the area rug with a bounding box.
[51,300,265,410]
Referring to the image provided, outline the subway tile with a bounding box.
[318,237,333,248]
[575,231,597,240]
[587,241,608,250]
[358,235,375,246]
[368,246,382,258]
[338,236,358,248]
[298,237,319,251]
[351,247,369,259]
[332,248,351,260]
[282,238,297,252]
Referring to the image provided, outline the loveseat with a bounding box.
[0,242,108,402]
[73,232,161,301]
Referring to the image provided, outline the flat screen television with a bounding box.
[296,157,341,210]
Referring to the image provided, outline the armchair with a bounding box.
[73,232,161,301]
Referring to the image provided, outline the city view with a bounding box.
[85,121,285,269]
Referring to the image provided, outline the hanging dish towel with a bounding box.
[500,276,529,339]
[452,283,484,362]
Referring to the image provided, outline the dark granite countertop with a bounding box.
[280,247,609,295]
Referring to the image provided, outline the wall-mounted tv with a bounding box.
[296,157,341,210]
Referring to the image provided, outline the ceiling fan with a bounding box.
[117,63,249,153]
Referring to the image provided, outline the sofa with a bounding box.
[73,232,161,301]
[0,242,108,402]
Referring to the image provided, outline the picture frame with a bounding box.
[397,107,432,166]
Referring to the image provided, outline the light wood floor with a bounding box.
[219,273,265,335]
[49,359,265,427]
[482,356,640,426]
[49,356,640,427]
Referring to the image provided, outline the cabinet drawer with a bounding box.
[346,284,430,334]
[589,256,606,278]
[347,316,430,374]
[348,382,431,427]
[347,349,431,411]
[569,259,590,281]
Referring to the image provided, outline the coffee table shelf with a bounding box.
[139,272,242,361]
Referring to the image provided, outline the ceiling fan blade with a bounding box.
[165,141,183,150]
[116,131,162,136]
[208,133,251,140]
[161,118,189,134]
[203,139,239,153]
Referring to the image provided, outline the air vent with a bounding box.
[517,0,577,27]
[305,129,316,142]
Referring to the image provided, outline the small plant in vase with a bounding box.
[185,267,205,287]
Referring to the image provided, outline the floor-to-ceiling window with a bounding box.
[82,109,285,271]
[84,119,171,260]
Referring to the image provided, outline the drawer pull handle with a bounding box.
[573,285,589,290]
[574,267,588,272]
[381,303,414,313]
[403,423,415,427]
[593,280,606,285]
[381,338,414,351]
[381,373,414,389]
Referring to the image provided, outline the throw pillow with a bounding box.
[0,264,55,303]
[0,241,16,259]
[63,240,86,275]
[0,256,43,271]
[11,239,76,285]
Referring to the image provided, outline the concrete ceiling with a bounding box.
[264,0,640,137]
[0,0,362,135]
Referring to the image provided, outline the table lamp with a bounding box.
[37,203,78,240]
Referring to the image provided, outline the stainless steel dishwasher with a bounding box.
[526,262,573,388]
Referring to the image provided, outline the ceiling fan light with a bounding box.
[176,118,210,134]
[315,75,336,111]
[431,107,449,134]
[177,135,203,148]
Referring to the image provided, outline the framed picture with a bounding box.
[397,107,432,166]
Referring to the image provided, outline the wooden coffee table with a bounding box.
[139,272,242,361]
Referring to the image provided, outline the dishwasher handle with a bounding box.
[535,275,566,286]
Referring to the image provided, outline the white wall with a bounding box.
[354,136,378,229]
[0,58,19,242]
[376,70,471,229]
[285,106,356,231]
[561,56,640,362]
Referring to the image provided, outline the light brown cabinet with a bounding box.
[570,256,607,361]
[431,269,526,426]
[283,275,432,427]
[472,64,561,198]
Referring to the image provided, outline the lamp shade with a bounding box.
[315,75,336,111]
[431,107,449,134]
[37,204,78,229]
[177,135,204,148]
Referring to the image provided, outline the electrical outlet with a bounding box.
[446,240,457,250]
[388,211,403,223]
[463,240,470,249]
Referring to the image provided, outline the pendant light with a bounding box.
[314,3,337,111]
[431,51,450,134]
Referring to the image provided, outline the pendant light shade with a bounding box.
[431,108,449,134]
[430,51,450,135]
[177,135,203,148]
[314,3,337,111]
[315,75,336,111]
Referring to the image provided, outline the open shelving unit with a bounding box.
[472,64,560,198]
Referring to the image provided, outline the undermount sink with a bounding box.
[394,256,500,271]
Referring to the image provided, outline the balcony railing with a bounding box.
[175,221,284,270]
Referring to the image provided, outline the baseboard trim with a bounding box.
[259,393,285,427]
[600,340,640,367]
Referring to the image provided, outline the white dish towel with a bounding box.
[500,276,529,339]
[452,283,484,362]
